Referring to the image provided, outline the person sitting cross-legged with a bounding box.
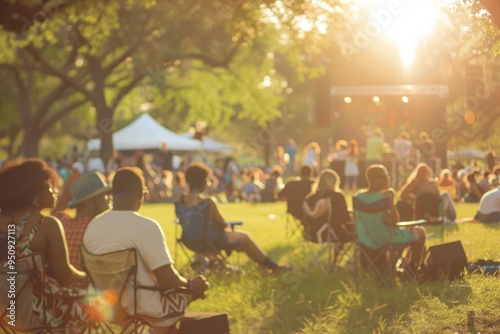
[354,165,427,274]
[83,167,209,334]
[178,162,293,273]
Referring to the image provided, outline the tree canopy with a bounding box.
[0,0,355,161]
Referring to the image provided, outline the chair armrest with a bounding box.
[225,221,243,232]
[395,219,430,227]
[136,285,195,296]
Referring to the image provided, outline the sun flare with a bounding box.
[386,0,440,68]
[354,0,445,68]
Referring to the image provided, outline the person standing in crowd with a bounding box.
[284,139,298,174]
[394,131,413,187]
[486,150,496,171]
[0,159,95,331]
[365,129,386,168]
[159,142,174,172]
[52,170,111,271]
[84,167,210,333]
[119,149,144,168]
[415,132,435,166]
[106,149,121,174]
[303,141,321,176]
[171,171,187,204]
[274,146,286,171]
[330,139,348,188]
[86,152,106,174]
[222,157,239,202]
[344,139,360,193]
[394,131,413,164]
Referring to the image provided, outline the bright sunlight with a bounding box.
[355,0,446,68]
[385,0,440,68]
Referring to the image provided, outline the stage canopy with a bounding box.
[87,114,202,151]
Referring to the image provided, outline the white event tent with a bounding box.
[180,132,235,153]
[87,113,202,151]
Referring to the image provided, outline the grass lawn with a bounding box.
[139,201,500,334]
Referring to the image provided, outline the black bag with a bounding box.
[179,312,230,334]
[420,241,467,281]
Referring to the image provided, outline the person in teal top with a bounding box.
[354,165,426,268]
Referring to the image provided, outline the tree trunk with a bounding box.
[95,105,114,165]
[21,129,40,158]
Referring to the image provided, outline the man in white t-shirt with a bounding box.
[84,167,209,333]
[475,186,500,223]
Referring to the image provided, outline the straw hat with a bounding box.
[67,172,110,208]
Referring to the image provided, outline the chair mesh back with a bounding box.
[0,253,45,330]
[81,247,136,292]
[175,201,212,252]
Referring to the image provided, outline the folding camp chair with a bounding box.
[80,246,231,334]
[285,212,303,237]
[174,201,242,275]
[0,253,97,333]
[303,208,356,276]
[354,240,420,288]
[173,218,240,274]
[80,246,191,333]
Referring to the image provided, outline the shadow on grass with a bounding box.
[480,221,500,230]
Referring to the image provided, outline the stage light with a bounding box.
[402,96,409,103]
[373,96,381,103]
[344,97,352,103]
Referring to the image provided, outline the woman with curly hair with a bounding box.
[0,159,95,331]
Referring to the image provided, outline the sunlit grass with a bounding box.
[139,201,500,334]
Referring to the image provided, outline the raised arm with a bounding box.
[302,198,330,219]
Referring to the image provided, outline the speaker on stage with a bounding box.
[422,241,468,281]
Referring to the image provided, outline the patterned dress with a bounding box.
[7,215,96,332]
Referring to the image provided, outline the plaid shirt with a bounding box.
[53,211,92,271]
